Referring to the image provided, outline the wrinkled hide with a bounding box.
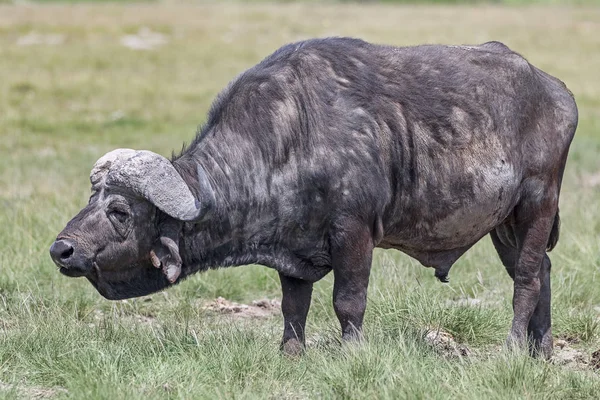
[51,149,211,299]
[51,38,577,357]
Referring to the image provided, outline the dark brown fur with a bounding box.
[51,38,577,358]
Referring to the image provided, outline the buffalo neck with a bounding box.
[171,126,283,277]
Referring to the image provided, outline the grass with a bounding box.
[3,1,600,4]
[1,1,600,399]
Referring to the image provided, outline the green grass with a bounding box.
[2,1,599,5]
[1,2,600,399]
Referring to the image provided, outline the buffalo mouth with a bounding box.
[85,262,172,300]
[59,266,88,278]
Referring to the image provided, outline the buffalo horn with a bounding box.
[91,149,206,221]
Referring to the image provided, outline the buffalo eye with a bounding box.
[109,209,128,224]
[107,205,131,236]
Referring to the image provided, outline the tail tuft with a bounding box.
[547,211,560,252]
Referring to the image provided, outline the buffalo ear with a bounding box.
[92,149,213,221]
[150,236,182,284]
[150,218,183,283]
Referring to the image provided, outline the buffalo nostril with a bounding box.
[61,246,74,259]
[50,239,75,266]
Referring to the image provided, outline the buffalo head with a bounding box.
[49,149,207,300]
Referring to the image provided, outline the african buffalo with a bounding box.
[50,38,577,358]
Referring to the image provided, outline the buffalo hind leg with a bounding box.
[527,254,552,358]
[331,219,374,341]
[279,273,313,355]
[491,206,556,358]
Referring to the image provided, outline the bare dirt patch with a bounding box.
[202,297,281,319]
[0,381,67,399]
[424,328,471,358]
[16,32,65,46]
[582,171,600,188]
[553,339,589,369]
[590,349,600,370]
[120,27,167,51]
[422,332,597,370]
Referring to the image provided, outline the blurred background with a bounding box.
[0,0,599,399]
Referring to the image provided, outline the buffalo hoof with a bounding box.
[528,335,553,360]
[281,339,304,356]
[505,334,528,354]
[506,333,553,360]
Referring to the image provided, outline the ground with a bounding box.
[1,2,600,399]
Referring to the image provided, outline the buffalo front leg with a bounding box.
[331,220,374,341]
[279,272,313,355]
